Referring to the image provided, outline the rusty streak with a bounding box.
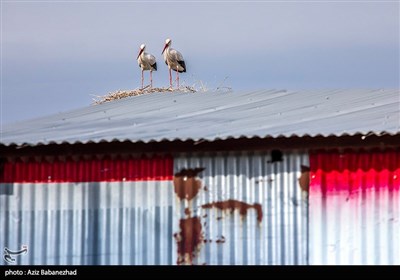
[184,208,191,216]
[216,236,226,244]
[174,217,203,265]
[298,165,310,192]
[202,199,263,223]
[173,167,205,200]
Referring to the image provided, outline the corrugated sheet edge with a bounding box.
[1,131,399,148]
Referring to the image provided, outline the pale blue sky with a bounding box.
[1,1,399,124]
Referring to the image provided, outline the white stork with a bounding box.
[162,38,186,88]
[137,44,157,89]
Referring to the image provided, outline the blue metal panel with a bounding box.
[0,181,174,265]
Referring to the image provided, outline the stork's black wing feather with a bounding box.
[177,60,186,73]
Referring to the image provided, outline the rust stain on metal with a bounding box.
[202,199,263,223]
[298,165,310,192]
[173,167,205,200]
[184,208,191,216]
[216,236,226,244]
[175,217,203,265]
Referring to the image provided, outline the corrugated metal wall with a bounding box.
[3,147,400,265]
[0,151,309,265]
[173,151,309,265]
[0,155,174,265]
[309,149,400,265]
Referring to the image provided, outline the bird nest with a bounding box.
[92,85,197,105]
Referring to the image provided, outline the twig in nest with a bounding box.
[92,86,198,105]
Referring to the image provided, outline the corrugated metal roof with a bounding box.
[1,89,399,146]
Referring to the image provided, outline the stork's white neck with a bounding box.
[163,46,170,59]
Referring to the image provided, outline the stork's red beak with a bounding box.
[137,48,143,59]
[162,44,168,55]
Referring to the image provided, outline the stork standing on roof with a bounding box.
[162,38,186,88]
[137,44,157,89]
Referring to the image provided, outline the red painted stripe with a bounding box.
[0,155,173,183]
[310,149,400,195]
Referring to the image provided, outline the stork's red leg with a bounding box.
[169,68,172,88]
[150,70,153,88]
[141,69,144,89]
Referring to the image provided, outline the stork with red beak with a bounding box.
[137,44,157,89]
[162,38,186,88]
